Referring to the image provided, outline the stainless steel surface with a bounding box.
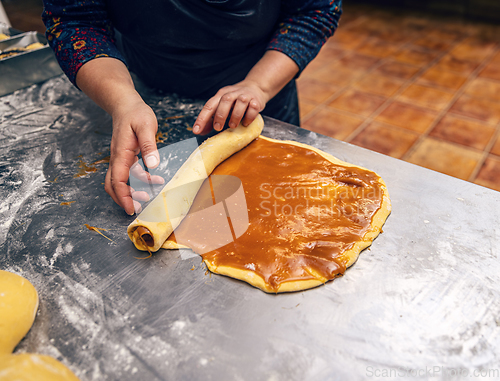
[1,77,500,381]
[0,32,62,96]
[0,22,19,37]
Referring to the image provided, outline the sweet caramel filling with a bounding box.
[136,226,154,247]
[168,138,384,291]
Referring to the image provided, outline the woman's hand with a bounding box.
[192,50,299,135]
[105,96,164,215]
[76,58,165,215]
[192,80,267,135]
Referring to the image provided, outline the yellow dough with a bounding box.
[128,114,264,252]
[164,136,391,293]
[0,270,80,380]
[0,270,38,355]
[0,354,80,381]
[127,114,391,293]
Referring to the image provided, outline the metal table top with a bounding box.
[1,77,499,381]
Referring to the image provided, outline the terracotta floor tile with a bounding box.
[349,121,419,158]
[376,29,415,44]
[490,51,500,64]
[425,28,464,42]
[328,89,387,117]
[413,36,453,52]
[406,138,481,180]
[450,37,498,63]
[328,30,369,50]
[432,54,480,75]
[449,94,500,124]
[398,84,454,111]
[297,78,339,103]
[315,46,347,64]
[491,136,500,156]
[479,61,500,81]
[301,58,329,75]
[429,114,495,150]
[464,77,500,102]
[374,60,420,80]
[352,74,404,97]
[416,67,468,91]
[356,38,402,58]
[474,155,500,192]
[375,101,438,133]
[393,46,440,66]
[299,99,317,119]
[302,108,364,140]
[337,53,380,71]
[465,23,500,43]
[308,64,364,87]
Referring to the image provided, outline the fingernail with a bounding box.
[145,154,159,168]
[214,123,221,131]
[193,125,200,134]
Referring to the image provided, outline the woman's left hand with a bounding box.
[192,80,268,135]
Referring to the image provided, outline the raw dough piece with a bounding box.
[0,270,38,355]
[128,114,264,252]
[164,136,391,293]
[0,270,80,380]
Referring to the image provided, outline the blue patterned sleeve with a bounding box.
[267,0,342,73]
[42,0,127,87]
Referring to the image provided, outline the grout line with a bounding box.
[340,37,457,144]
[299,6,500,187]
[400,41,500,163]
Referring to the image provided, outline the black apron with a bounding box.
[106,0,281,98]
[106,0,299,126]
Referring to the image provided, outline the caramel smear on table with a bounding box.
[74,156,110,178]
[60,201,75,206]
[84,224,114,243]
[155,130,170,144]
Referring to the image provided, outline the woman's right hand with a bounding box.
[76,57,165,215]
[105,95,164,215]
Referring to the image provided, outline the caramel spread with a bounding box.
[167,137,386,292]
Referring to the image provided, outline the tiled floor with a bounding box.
[4,1,500,191]
[299,4,500,192]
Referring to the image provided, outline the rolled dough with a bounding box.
[128,114,264,252]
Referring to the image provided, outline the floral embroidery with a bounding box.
[73,40,86,50]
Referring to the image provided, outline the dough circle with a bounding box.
[127,116,391,293]
[165,136,391,293]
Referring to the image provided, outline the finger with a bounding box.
[198,116,214,136]
[130,161,165,184]
[109,140,137,215]
[135,118,159,169]
[130,161,151,182]
[105,164,135,215]
[213,92,237,132]
[133,200,143,214]
[242,100,261,126]
[228,94,250,128]
[129,186,150,202]
[193,97,219,135]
